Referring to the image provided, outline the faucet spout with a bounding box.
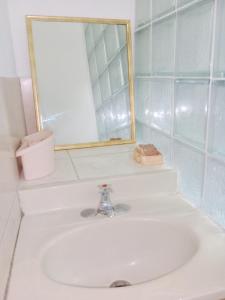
[96,184,114,217]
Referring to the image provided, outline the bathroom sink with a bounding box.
[42,218,198,288]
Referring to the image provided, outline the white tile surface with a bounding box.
[72,151,165,180]
[0,156,19,191]
[68,144,135,158]
[0,198,21,300]
[19,144,170,190]
[54,150,70,160]
[0,75,25,300]
[20,158,78,189]
[0,192,17,242]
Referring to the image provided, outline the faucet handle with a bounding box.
[98,184,112,193]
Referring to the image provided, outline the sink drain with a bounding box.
[110,280,132,288]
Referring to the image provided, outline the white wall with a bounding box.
[7,0,135,78]
[0,0,16,77]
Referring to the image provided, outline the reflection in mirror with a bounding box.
[26,16,135,150]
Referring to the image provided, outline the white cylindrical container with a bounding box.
[16,129,55,180]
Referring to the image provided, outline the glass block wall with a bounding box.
[84,23,131,141]
[135,0,225,228]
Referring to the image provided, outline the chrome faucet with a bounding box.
[96,184,115,217]
[80,184,130,218]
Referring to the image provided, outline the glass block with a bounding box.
[95,38,107,75]
[213,0,225,78]
[113,89,130,130]
[92,82,102,109]
[176,0,214,76]
[109,57,124,94]
[152,0,175,19]
[136,0,151,27]
[88,54,98,82]
[136,121,145,143]
[96,110,106,137]
[117,25,127,47]
[174,141,204,206]
[121,48,129,84]
[177,0,193,7]
[152,16,175,75]
[174,80,209,149]
[141,123,152,143]
[150,129,173,166]
[135,27,151,75]
[202,158,225,228]
[115,127,130,140]
[208,82,225,158]
[103,103,114,133]
[83,23,89,30]
[92,24,104,42]
[135,78,151,125]
[104,25,120,60]
[110,100,118,132]
[99,71,111,101]
[149,79,173,134]
[85,25,94,55]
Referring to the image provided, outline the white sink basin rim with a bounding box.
[42,218,198,288]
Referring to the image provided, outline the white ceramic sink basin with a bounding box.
[42,218,198,288]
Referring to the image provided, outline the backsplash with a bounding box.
[135,0,225,228]
[0,0,26,298]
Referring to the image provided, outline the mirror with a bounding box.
[26,16,135,150]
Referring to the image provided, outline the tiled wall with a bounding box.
[0,78,25,300]
[84,23,131,141]
[135,0,225,228]
[0,0,26,298]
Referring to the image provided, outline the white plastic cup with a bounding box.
[16,129,55,180]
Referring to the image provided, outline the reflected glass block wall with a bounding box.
[84,23,131,141]
[135,0,225,228]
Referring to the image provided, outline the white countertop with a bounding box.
[7,194,225,300]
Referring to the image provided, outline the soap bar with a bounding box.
[133,146,163,166]
[136,144,161,156]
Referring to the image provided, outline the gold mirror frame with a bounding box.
[26,15,136,150]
